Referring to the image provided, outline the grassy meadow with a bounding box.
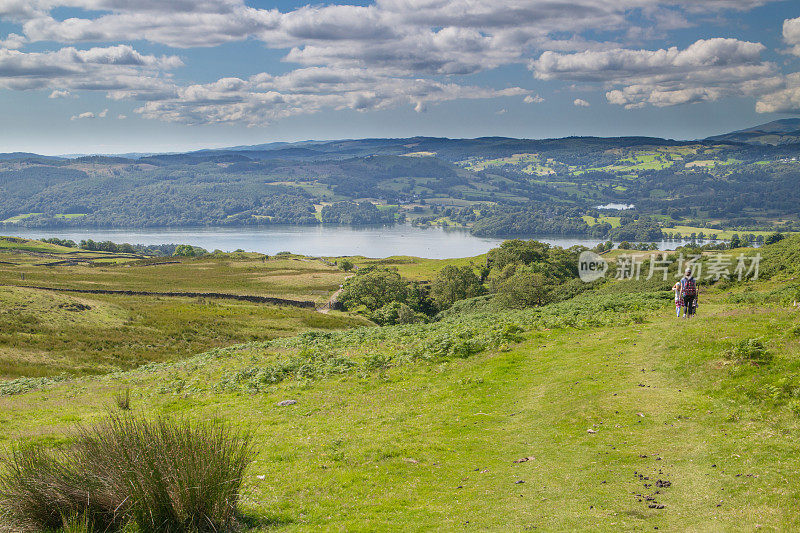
[1,235,800,531]
[0,238,369,379]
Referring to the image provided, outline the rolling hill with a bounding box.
[705,118,800,145]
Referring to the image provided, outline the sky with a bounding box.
[1,0,799,154]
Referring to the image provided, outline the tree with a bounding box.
[340,268,408,311]
[765,232,784,245]
[430,265,484,309]
[489,239,551,269]
[338,259,354,272]
[495,270,552,309]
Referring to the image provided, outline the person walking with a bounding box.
[680,269,698,318]
[671,280,682,317]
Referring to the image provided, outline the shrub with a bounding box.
[114,388,130,411]
[725,338,772,365]
[0,414,255,533]
[430,265,484,310]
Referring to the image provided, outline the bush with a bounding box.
[0,414,254,532]
[725,338,772,365]
[494,270,552,309]
[114,388,130,411]
[430,265,484,310]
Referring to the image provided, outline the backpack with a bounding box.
[683,277,697,296]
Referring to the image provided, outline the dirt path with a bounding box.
[317,275,353,313]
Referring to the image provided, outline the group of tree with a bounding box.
[76,239,207,257]
[338,239,586,323]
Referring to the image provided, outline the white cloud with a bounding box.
[0,32,25,48]
[495,108,507,115]
[756,73,800,113]
[531,38,781,108]
[117,114,126,119]
[70,111,95,120]
[0,0,791,125]
[133,68,529,126]
[573,98,590,107]
[784,17,800,56]
[0,45,181,100]
[98,108,108,117]
[48,89,72,98]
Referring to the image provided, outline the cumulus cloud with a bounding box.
[756,73,800,113]
[134,68,529,125]
[0,0,792,124]
[133,68,528,126]
[70,110,95,120]
[0,45,181,99]
[531,38,781,108]
[784,17,800,56]
[573,98,590,107]
[48,89,72,98]
[0,32,25,48]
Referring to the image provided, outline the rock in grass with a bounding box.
[276,399,297,407]
[587,428,597,434]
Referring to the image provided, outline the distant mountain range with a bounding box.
[1,119,796,162]
[705,118,800,146]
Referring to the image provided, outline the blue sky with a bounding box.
[0,0,799,154]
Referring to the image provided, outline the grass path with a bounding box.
[1,296,798,530]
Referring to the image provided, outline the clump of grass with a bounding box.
[60,512,95,533]
[114,388,130,410]
[725,338,772,365]
[0,414,255,532]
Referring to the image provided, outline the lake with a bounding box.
[7,225,682,259]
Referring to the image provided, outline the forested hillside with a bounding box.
[3,131,800,238]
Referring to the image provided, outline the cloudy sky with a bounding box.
[1,0,799,154]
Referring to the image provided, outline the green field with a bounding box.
[2,236,800,531]
[582,215,622,228]
[662,225,776,239]
[0,238,368,379]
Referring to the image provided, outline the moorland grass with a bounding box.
[0,288,368,379]
[0,414,254,532]
[2,289,799,530]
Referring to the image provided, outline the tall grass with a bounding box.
[0,414,255,532]
[114,388,131,410]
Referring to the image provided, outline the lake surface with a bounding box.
[2,225,647,259]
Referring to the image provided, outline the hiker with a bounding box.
[671,280,682,317]
[680,269,698,318]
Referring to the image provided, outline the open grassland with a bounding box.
[662,225,778,239]
[2,235,800,531]
[0,238,349,301]
[328,253,487,282]
[1,282,799,530]
[582,215,622,228]
[0,286,367,379]
[0,239,369,380]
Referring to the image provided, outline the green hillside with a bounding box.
[1,236,799,530]
[2,136,800,237]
